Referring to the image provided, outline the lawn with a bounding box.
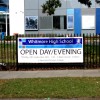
[0,77,100,99]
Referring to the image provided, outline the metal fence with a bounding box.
[0,34,100,70]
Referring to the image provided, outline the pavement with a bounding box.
[0,70,100,100]
[0,69,100,79]
[0,98,100,100]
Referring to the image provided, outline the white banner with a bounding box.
[18,37,83,63]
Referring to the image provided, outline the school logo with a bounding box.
[76,39,81,44]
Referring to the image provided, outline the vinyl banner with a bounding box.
[18,37,83,63]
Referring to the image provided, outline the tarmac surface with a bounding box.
[0,69,100,79]
[0,98,100,100]
[0,70,100,100]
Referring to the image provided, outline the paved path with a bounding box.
[0,98,100,100]
[0,69,100,79]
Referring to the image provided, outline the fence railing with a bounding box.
[0,34,100,70]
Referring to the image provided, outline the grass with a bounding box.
[0,77,100,98]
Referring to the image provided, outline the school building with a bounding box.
[0,0,100,36]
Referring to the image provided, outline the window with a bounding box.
[0,0,9,12]
[53,16,66,29]
[67,15,74,29]
[82,15,95,29]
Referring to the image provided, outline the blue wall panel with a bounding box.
[74,9,81,35]
[96,8,100,35]
[67,9,74,15]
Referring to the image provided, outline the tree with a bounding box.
[42,0,99,15]
[78,0,92,7]
[41,0,61,15]
[96,0,100,3]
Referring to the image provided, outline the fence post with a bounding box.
[83,34,85,69]
[99,34,100,68]
[90,34,91,68]
[16,34,18,70]
[93,33,94,68]
[96,34,98,68]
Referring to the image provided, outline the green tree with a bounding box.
[78,0,92,7]
[41,0,61,15]
[42,0,99,15]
